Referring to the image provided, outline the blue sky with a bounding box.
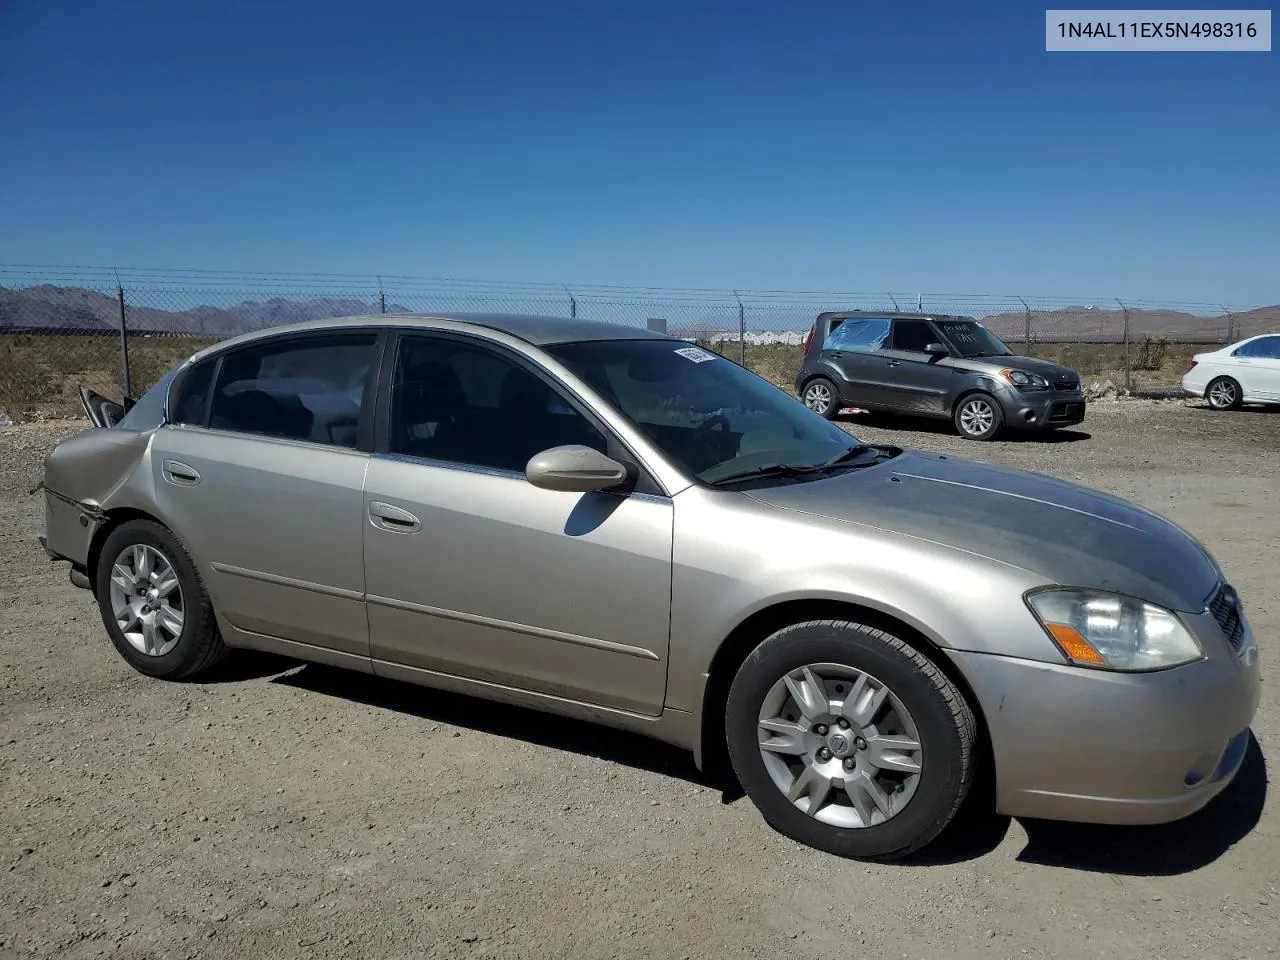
[0,1,1276,302]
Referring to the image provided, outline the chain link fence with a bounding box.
[2,265,1275,421]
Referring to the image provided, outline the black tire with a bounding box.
[725,619,977,861]
[953,392,1004,441]
[800,377,840,419]
[1206,376,1243,411]
[94,519,228,680]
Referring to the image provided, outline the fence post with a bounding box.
[566,288,577,320]
[116,279,133,402]
[1116,299,1131,393]
[887,293,900,310]
[1220,304,1234,343]
[378,278,386,314]
[734,291,746,366]
[1017,296,1031,354]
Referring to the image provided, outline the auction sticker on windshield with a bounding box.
[674,346,718,363]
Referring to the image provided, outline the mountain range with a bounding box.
[2,284,1276,344]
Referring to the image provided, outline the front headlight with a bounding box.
[1025,588,1203,671]
[1000,368,1049,390]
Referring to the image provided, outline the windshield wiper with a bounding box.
[709,445,889,486]
[707,463,825,486]
[819,443,871,468]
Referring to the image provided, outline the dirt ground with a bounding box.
[2,399,1277,960]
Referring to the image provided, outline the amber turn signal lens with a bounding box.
[1045,623,1107,666]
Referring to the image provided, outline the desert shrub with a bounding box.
[1131,337,1169,371]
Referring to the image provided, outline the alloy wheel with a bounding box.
[958,398,995,437]
[107,543,185,658]
[1208,379,1238,409]
[803,382,833,412]
[756,662,923,829]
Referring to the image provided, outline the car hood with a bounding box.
[956,355,1078,380]
[744,450,1219,612]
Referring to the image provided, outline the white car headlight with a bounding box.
[1025,588,1203,671]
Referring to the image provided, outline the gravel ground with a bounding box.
[2,400,1277,960]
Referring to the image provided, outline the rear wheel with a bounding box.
[801,378,840,419]
[1206,376,1243,411]
[953,392,1003,441]
[725,619,977,861]
[94,519,228,679]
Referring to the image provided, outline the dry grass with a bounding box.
[0,332,1203,422]
[0,334,216,420]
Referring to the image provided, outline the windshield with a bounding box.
[934,319,1013,358]
[544,339,861,484]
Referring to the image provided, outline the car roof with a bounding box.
[817,310,974,323]
[191,312,675,359]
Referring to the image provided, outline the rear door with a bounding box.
[873,319,956,416]
[149,329,383,661]
[1237,335,1280,400]
[818,317,894,408]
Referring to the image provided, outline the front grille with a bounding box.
[1048,401,1084,422]
[1053,378,1080,392]
[1208,581,1245,651]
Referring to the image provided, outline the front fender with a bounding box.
[664,487,1059,714]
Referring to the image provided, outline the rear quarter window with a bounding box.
[824,319,891,351]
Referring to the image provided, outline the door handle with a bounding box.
[368,500,421,534]
[829,351,843,358]
[885,359,901,367]
[162,460,201,485]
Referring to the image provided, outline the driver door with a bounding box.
[873,319,956,416]
[362,332,674,716]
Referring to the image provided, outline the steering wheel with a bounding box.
[693,414,731,456]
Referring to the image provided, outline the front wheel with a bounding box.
[725,619,977,861]
[953,392,1003,440]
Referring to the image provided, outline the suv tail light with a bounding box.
[802,326,814,353]
[1187,360,1198,372]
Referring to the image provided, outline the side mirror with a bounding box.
[525,444,629,493]
[925,342,949,356]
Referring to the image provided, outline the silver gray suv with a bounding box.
[39,313,1258,862]
[795,312,1087,439]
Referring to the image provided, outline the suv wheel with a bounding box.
[801,378,840,419]
[94,519,229,679]
[726,619,977,861]
[954,393,1003,440]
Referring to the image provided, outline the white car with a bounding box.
[1182,334,1280,410]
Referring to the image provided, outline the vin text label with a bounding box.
[1046,10,1271,50]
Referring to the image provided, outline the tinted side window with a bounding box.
[208,334,376,447]
[389,336,607,472]
[1241,336,1280,359]
[169,359,216,426]
[824,319,891,352]
[890,320,936,353]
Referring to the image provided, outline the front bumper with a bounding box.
[946,609,1261,825]
[995,387,1087,431]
